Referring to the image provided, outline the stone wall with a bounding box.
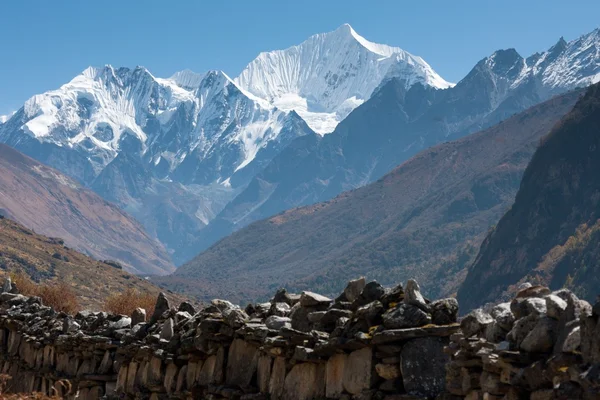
[0,278,461,399]
[0,279,597,400]
[444,286,600,400]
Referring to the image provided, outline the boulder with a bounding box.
[289,303,312,332]
[2,277,11,293]
[515,285,551,299]
[226,308,249,329]
[430,298,459,325]
[344,277,366,303]
[400,336,448,398]
[354,301,384,327]
[150,292,170,323]
[131,308,146,326]
[520,317,558,353]
[178,301,196,315]
[545,294,567,320]
[404,279,429,312]
[380,283,404,307]
[507,314,539,348]
[265,316,291,330]
[511,297,547,319]
[160,318,174,340]
[562,325,581,353]
[270,302,291,317]
[491,302,515,331]
[461,308,493,338]
[272,288,293,306]
[300,291,332,307]
[383,303,431,329]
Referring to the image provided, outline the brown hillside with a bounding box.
[0,217,181,310]
[156,89,583,304]
[0,143,174,275]
[459,82,600,310]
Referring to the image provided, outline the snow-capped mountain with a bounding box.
[1,65,307,186]
[0,112,14,124]
[0,65,312,263]
[235,23,453,134]
[186,27,600,259]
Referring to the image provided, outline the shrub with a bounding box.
[104,289,156,317]
[0,374,68,398]
[9,272,80,314]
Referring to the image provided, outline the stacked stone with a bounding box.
[0,278,460,400]
[445,285,600,400]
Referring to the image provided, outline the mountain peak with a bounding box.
[169,69,205,90]
[327,23,403,57]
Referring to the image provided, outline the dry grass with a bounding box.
[10,272,80,314]
[0,374,69,399]
[104,288,156,318]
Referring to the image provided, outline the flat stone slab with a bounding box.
[372,324,460,344]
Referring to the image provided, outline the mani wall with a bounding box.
[0,277,598,400]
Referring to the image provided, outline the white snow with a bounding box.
[0,111,15,124]
[235,23,454,134]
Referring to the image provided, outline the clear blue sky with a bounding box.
[1,0,599,115]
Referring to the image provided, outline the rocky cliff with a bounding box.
[459,82,600,310]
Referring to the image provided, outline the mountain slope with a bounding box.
[236,23,452,133]
[0,143,174,275]
[0,216,177,310]
[191,28,600,256]
[156,89,583,303]
[458,82,600,310]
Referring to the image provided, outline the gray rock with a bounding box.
[63,318,80,334]
[289,303,312,332]
[307,311,326,323]
[485,321,508,343]
[382,303,431,329]
[460,308,493,338]
[265,315,291,330]
[2,277,11,293]
[150,292,170,323]
[430,298,459,325]
[520,317,558,353]
[400,336,448,398]
[545,294,567,320]
[272,288,293,305]
[160,318,174,340]
[212,299,238,316]
[270,302,291,317]
[300,291,332,307]
[404,279,429,312]
[178,301,196,315]
[109,316,131,330]
[131,308,146,326]
[491,302,515,331]
[354,301,384,327]
[507,314,539,348]
[380,283,404,307]
[562,325,581,353]
[226,308,249,329]
[344,277,366,303]
[511,297,547,319]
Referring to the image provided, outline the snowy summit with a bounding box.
[235,24,453,134]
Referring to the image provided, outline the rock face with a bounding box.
[459,82,600,310]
